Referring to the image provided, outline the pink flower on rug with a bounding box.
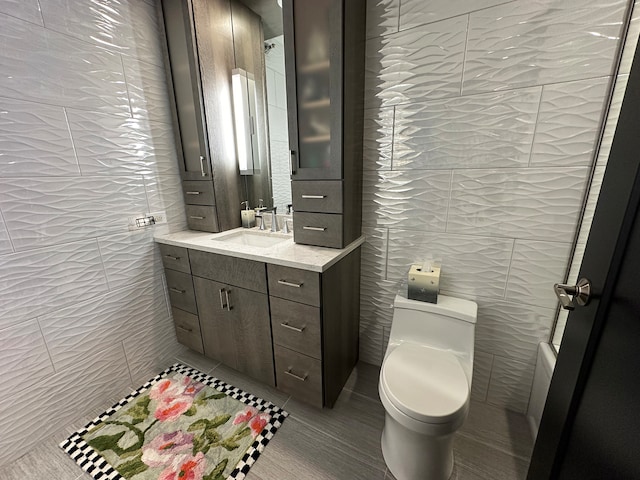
[233,406,258,425]
[141,430,194,467]
[249,412,271,437]
[158,452,206,480]
[150,376,205,422]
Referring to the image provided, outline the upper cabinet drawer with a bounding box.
[292,181,343,214]
[267,264,320,307]
[159,244,191,274]
[189,249,267,293]
[186,205,219,233]
[293,212,343,249]
[182,180,216,206]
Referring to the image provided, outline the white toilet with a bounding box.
[378,293,478,480]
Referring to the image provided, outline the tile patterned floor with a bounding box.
[0,351,533,479]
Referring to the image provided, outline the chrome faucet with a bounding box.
[265,207,278,232]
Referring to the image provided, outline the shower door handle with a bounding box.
[554,278,591,310]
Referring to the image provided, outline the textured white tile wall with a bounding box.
[0,0,186,466]
[362,0,631,413]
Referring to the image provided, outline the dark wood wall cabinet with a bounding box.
[284,0,366,248]
[159,242,361,408]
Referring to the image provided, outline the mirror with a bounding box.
[232,0,292,214]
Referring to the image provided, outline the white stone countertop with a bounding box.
[154,228,365,272]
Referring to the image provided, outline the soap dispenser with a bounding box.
[241,201,256,228]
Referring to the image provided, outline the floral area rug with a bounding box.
[61,363,288,480]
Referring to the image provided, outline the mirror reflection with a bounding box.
[235,0,292,214]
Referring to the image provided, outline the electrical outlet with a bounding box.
[148,211,167,225]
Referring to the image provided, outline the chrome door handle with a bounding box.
[225,289,232,311]
[164,255,180,261]
[278,279,303,288]
[177,325,193,333]
[200,155,208,177]
[290,150,297,175]
[219,288,227,310]
[554,278,591,310]
[190,216,205,220]
[301,194,326,199]
[169,287,185,294]
[302,226,326,231]
[186,191,201,195]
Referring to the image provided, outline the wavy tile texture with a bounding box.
[362,170,451,230]
[0,0,43,25]
[0,240,108,330]
[365,15,467,108]
[38,0,164,67]
[0,176,149,250]
[67,109,179,176]
[463,0,626,94]
[393,88,541,170]
[366,0,399,39]
[0,13,130,115]
[447,168,590,241]
[359,0,629,415]
[530,77,610,167]
[0,97,79,177]
[0,0,185,466]
[0,320,55,397]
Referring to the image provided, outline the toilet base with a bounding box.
[381,411,455,480]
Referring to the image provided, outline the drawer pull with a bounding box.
[219,288,227,310]
[303,226,326,232]
[200,155,208,177]
[280,322,306,333]
[164,255,180,261]
[278,279,303,288]
[190,216,206,220]
[186,191,201,195]
[177,325,193,333]
[169,287,186,294]
[284,368,308,382]
[301,194,326,199]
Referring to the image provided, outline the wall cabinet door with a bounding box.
[284,0,342,181]
[193,276,275,386]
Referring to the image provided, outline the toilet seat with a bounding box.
[381,344,469,425]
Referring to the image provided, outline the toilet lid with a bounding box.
[381,344,469,424]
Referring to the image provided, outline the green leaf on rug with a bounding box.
[86,431,126,453]
[125,396,151,425]
[219,438,239,451]
[204,458,228,480]
[187,419,209,432]
[208,414,231,428]
[117,454,148,478]
[205,427,221,443]
[183,405,197,416]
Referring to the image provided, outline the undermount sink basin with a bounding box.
[214,230,290,248]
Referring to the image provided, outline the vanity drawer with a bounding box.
[159,244,191,274]
[172,307,204,354]
[186,205,219,232]
[292,181,342,214]
[189,249,267,293]
[182,180,216,206]
[165,269,197,315]
[293,212,343,249]
[270,297,321,360]
[267,264,320,307]
[274,345,323,408]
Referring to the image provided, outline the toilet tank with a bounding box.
[387,293,478,380]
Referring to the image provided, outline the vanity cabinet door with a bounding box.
[193,276,275,386]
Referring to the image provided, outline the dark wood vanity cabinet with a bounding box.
[158,240,361,408]
[283,0,366,248]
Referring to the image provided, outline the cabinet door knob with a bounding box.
[284,368,308,382]
[277,279,303,288]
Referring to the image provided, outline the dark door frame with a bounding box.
[527,30,640,480]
